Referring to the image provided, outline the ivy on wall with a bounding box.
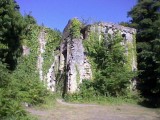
[12,25,47,105]
[42,28,61,76]
[83,31,136,96]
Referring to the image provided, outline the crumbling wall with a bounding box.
[59,20,136,93]
[60,20,92,93]
[23,19,137,93]
[37,29,46,81]
[37,29,57,92]
[84,22,137,71]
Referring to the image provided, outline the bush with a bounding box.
[64,80,139,105]
[0,62,27,119]
[84,32,136,97]
[11,56,50,105]
[64,80,96,102]
[70,18,81,39]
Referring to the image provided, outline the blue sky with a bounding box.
[16,0,137,31]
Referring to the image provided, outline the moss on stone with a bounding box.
[75,64,80,84]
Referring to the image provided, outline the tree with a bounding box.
[0,0,58,119]
[0,0,24,70]
[128,0,160,107]
[24,12,37,25]
[0,0,27,118]
[84,33,135,96]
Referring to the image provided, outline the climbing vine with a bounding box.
[12,25,49,105]
[83,31,136,96]
[75,64,80,84]
[124,34,137,71]
[83,31,100,80]
[42,28,61,76]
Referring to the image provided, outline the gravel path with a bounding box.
[26,99,160,120]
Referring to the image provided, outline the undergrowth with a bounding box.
[64,81,140,105]
[35,93,57,109]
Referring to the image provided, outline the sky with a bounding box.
[16,0,137,31]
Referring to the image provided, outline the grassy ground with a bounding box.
[26,98,160,120]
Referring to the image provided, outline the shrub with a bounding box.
[84,32,136,97]
[0,62,27,119]
[70,18,81,39]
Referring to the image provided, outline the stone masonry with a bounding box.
[26,19,137,93]
[59,20,136,93]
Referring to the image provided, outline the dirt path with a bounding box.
[26,99,160,120]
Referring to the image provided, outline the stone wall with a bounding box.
[23,19,137,93]
[37,29,46,81]
[37,29,57,92]
[84,22,137,71]
[22,27,59,92]
[59,20,92,93]
[59,19,137,93]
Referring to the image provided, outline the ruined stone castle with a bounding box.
[24,18,137,93]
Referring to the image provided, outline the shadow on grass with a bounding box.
[138,99,160,108]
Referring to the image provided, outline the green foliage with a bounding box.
[65,80,139,105]
[126,40,137,71]
[119,22,130,27]
[24,13,37,25]
[75,64,80,84]
[42,28,61,75]
[128,0,160,107]
[84,32,136,97]
[0,0,32,119]
[0,0,25,70]
[0,62,28,119]
[64,80,97,103]
[66,31,137,104]
[70,18,81,39]
[0,4,60,118]
[11,24,50,105]
[55,72,66,95]
[36,93,56,109]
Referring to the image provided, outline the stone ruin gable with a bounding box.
[45,54,59,92]
[83,22,137,71]
[59,20,92,93]
[83,22,136,38]
[59,20,137,93]
[37,29,57,92]
[23,20,137,93]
